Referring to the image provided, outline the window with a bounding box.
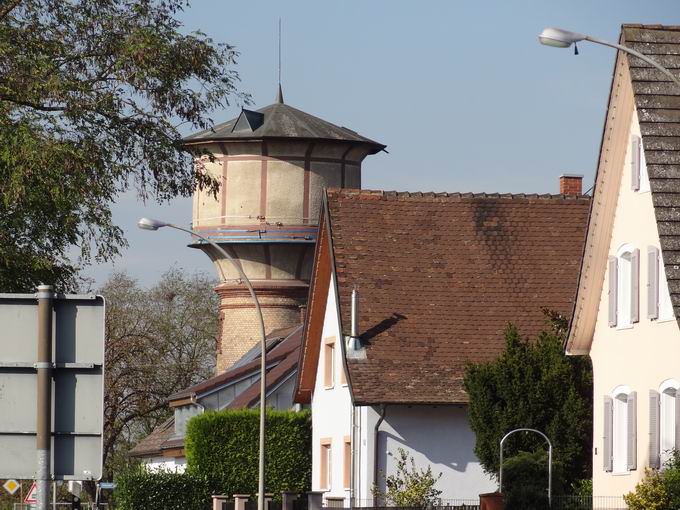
[604,387,636,473]
[320,439,332,490]
[631,134,650,193]
[648,247,675,322]
[608,246,639,328]
[661,387,677,465]
[651,380,680,468]
[340,363,347,386]
[660,256,675,321]
[613,392,629,473]
[343,436,351,489]
[324,337,336,388]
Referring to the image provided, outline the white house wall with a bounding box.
[143,456,187,473]
[590,108,680,497]
[311,272,352,500]
[371,405,496,502]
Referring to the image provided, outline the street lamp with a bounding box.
[538,27,680,90]
[138,217,268,510]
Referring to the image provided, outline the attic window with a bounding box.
[232,109,264,133]
[631,135,650,193]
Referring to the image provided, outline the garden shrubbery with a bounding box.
[116,469,217,510]
[115,409,311,510]
[625,451,680,510]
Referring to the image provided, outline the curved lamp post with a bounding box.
[538,27,680,90]
[499,428,552,506]
[138,217,268,510]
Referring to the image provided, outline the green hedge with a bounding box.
[186,409,312,498]
[115,469,218,510]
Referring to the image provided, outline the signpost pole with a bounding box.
[36,285,54,510]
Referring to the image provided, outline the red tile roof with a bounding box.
[305,189,590,405]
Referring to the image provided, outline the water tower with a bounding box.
[184,88,385,372]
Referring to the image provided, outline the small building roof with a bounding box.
[296,189,590,405]
[184,97,385,153]
[129,325,302,459]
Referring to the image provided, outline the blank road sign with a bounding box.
[0,293,105,480]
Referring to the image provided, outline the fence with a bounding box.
[13,505,109,510]
[551,496,628,510]
[348,500,480,508]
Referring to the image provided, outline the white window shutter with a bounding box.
[648,246,660,320]
[604,396,613,472]
[675,391,680,453]
[632,135,641,191]
[628,391,637,470]
[650,390,660,469]
[631,249,640,323]
[609,256,618,327]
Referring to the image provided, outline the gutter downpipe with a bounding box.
[373,405,387,505]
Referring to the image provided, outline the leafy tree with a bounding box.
[463,314,592,494]
[372,448,443,507]
[101,269,218,479]
[0,0,247,292]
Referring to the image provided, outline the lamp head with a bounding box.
[137,217,168,231]
[539,27,586,48]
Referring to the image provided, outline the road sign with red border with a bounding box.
[24,482,37,504]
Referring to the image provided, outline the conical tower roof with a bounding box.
[184,93,385,153]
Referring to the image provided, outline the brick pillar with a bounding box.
[215,283,307,373]
[234,494,250,510]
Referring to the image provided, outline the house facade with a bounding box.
[565,25,680,498]
[296,187,590,504]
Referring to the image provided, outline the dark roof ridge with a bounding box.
[622,24,680,31]
[327,188,591,201]
[168,325,303,402]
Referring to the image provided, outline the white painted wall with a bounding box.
[591,108,680,497]
[143,457,187,473]
[309,275,496,504]
[311,273,352,501]
[372,405,496,502]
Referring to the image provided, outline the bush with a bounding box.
[464,319,593,492]
[625,451,680,510]
[115,468,218,510]
[502,450,549,510]
[624,468,668,510]
[185,409,312,498]
[372,448,442,507]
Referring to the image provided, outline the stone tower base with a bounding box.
[215,282,308,373]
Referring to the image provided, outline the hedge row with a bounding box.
[115,409,312,509]
[116,470,217,510]
[185,409,312,497]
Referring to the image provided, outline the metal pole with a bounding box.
[584,35,680,90]
[164,224,268,510]
[36,285,54,510]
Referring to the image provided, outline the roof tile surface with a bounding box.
[327,189,590,404]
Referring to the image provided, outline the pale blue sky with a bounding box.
[85,0,680,287]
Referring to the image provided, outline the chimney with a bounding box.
[560,174,583,196]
